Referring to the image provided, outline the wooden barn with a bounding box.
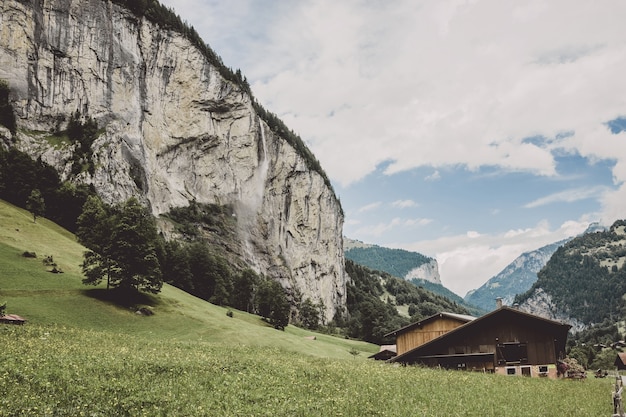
[385,312,476,356]
[387,306,571,378]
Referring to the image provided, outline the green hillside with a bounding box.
[0,199,613,416]
[0,199,374,358]
[515,220,626,325]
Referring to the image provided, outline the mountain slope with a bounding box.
[344,238,440,284]
[0,199,374,358]
[515,220,626,329]
[344,238,483,316]
[464,239,570,311]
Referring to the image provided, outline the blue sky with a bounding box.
[160,0,626,296]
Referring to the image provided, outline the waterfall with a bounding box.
[254,120,269,209]
[235,118,270,271]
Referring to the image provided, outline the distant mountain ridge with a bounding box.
[464,222,607,313]
[464,239,570,311]
[344,238,484,316]
[344,238,441,284]
[515,220,626,330]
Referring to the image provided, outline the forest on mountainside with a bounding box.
[515,220,626,325]
[345,245,433,278]
[345,244,482,315]
[344,260,470,344]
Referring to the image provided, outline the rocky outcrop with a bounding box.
[0,0,345,320]
[518,288,585,332]
[404,259,441,284]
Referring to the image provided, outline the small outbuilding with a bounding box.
[0,314,26,325]
[369,345,397,361]
[615,352,626,370]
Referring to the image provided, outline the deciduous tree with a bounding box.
[255,279,290,330]
[77,196,162,294]
[26,189,45,223]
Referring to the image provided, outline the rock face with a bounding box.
[0,0,346,320]
[404,259,441,285]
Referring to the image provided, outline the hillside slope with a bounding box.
[344,238,440,283]
[344,239,482,315]
[515,220,626,329]
[0,199,375,359]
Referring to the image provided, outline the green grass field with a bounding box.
[0,199,615,416]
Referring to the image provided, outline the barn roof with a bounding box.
[384,311,476,338]
[368,345,397,360]
[389,306,571,364]
[615,352,626,369]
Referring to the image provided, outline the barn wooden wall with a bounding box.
[397,317,468,355]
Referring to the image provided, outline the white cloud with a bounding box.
[425,170,441,181]
[243,0,626,206]
[391,199,418,209]
[354,217,431,238]
[356,202,382,213]
[600,183,626,226]
[524,186,609,208]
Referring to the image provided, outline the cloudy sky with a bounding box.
[160,0,626,297]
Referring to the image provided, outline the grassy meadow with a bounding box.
[0,199,616,416]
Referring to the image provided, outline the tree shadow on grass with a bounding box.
[81,288,159,310]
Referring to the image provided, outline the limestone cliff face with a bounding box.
[0,0,346,320]
[404,259,441,284]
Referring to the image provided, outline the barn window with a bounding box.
[497,342,528,365]
[506,367,516,375]
[538,365,548,373]
[521,366,531,376]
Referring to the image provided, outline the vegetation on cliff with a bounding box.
[0,79,16,135]
[0,146,97,232]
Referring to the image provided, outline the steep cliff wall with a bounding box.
[404,259,441,284]
[0,0,346,320]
